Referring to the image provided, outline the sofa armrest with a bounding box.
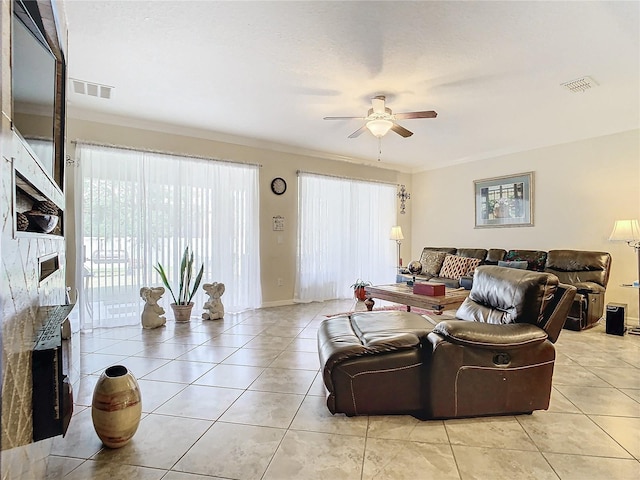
[430,320,548,349]
[572,282,605,295]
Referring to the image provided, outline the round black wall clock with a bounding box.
[271,177,287,195]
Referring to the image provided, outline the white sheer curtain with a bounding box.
[294,172,397,302]
[75,143,261,330]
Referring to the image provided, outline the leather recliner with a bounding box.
[544,250,611,331]
[318,266,575,419]
[426,266,576,419]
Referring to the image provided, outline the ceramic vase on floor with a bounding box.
[91,365,142,448]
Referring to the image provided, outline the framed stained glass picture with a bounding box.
[474,172,533,228]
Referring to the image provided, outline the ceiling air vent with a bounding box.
[70,79,113,99]
[561,76,598,93]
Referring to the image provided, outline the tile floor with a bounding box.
[47,301,640,479]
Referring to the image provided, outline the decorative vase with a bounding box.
[171,302,194,322]
[91,365,141,448]
[354,287,367,301]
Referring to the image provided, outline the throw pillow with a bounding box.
[498,260,529,269]
[439,254,471,280]
[419,250,447,276]
[466,258,481,275]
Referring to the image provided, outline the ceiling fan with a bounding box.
[323,95,437,139]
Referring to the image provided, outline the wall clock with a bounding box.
[271,177,287,195]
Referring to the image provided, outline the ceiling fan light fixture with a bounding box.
[366,119,393,137]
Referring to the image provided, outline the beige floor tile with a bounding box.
[307,371,328,397]
[543,453,640,480]
[44,455,85,479]
[554,385,640,417]
[95,339,147,356]
[363,438,459,480]
[445,416,538,450]
[452,445,558,480]
[285,337,318,352]
[219,390,304,428]
[290,395,368,436]
[155,384,243,420]
[588,366,640,389]
[194,363,264,389]
[164,331,218,345]
[175,344,238,363]
[115,356,169,379]
[261,325,304,337]
[204,333,255,347]
[79,353,127,375]
[548,387,581,413]
[243,335,294,351]
[141,360,214,384]
[223,324,268,335]
[73,374,101,407]
[590,415,640,459]
[622,388,640,403]
[62,459,166,480]
[248,367,317,394]
[367,415,449,443]
[173,422,284,479]
[136,342,197,360]
[221,347,281,367]
[80,336,120,353]
[50,408,103,459]
[552,364,611,387]
[264,430,365,480]
[136,379,186,413]
[162,471,228,480]
[517,412,633,458]
[91,413,211,470]
[270,350,321,370]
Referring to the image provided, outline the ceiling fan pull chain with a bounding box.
[378,137,382,161]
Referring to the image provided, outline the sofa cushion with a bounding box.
[456,248,488,261]
[505,250,548,271]
[440,254,472,280]
[419,250,448,276]
[466,258,481,275]
[485,249,507,265]
[498,260,528,269]
[544,250,611,288]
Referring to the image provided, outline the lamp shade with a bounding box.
[390,226,404,241]
[366,119,393,137]
[609,219,640,242]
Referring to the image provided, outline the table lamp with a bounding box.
[390,226,404,273]
[608,219,640,334]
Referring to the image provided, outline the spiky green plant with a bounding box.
[154,246,204,305]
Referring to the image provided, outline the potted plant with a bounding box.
[154,246,204,322]
[350,279,371,301]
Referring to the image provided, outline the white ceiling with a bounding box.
[63,1,639,172]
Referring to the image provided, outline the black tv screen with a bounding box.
[12,0,57,177]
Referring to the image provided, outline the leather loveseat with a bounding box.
[399,247,610,331]
[318,266,576,418]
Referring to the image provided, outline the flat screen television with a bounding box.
[12,0,58,181]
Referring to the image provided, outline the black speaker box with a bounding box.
[606,303,627,336]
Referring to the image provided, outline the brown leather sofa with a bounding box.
[401,247,610,331]
[318,266,576,418]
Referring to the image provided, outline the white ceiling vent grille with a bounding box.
[71,79,113,99]
[561,76,598,93]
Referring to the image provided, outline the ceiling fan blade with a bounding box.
[348,125,368,138]
[324,116,365,120]
[372,96,386,114]
[391,123,413,138]
[394,110,438,120]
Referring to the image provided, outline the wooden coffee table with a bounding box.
[365,283,470,314]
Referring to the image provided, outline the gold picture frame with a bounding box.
[474,172,533,228]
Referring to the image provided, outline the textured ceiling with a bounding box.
[63,1,639,172]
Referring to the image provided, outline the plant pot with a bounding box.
[171,302,194,322]
[354,287,367,301]
[91,365,142,448]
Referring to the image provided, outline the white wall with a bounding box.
[411,129,640,321]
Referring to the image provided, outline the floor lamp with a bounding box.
[608,219,640,335]
[390,226,404,274]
